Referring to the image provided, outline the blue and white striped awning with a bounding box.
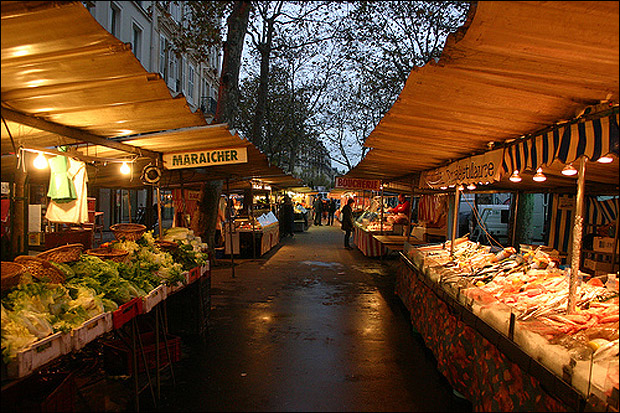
[502,112,619,175]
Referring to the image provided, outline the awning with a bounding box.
[341,1,619,193]
[502,112,619,174]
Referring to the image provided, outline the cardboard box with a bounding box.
[584,259,615,274]
[593,237,617,254]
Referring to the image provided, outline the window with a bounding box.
[131,23,142,63]
[159,35,167,78]
[169,56,177,91]
[188,65,195,103]
[109,4,120,37]
[179,57,186,93]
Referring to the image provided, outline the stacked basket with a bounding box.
[109,223,147,241]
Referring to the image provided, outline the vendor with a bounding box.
[387,193,411,216]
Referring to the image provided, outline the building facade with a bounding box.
[83,1,220,122]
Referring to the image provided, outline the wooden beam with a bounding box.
[1,107,161,160]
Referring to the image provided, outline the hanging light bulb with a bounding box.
[597,155,613,164]
[457,184,464,191]
[509,170,522,183]
[33,152,47,169]
[439,185,448,190]
[533,167,547,182]
[467,183,476,190]
[561,163,578,176]
[120,161,131,175]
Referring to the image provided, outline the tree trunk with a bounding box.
[515,192,534,246]
[215,0,252,127]
[202,1,250,264]
[250,22,275,147]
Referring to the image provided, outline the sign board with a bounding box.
[163,147,248,170]
[334,177,381,191]
[419,149,503,189]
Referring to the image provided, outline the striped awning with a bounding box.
[502,112,619,174]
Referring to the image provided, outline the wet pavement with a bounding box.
[145,224,473,412]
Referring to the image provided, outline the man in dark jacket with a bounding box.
[327,198,337,226]
[313,196,323,226]
[279,196,295,237]
[341,198,355,249]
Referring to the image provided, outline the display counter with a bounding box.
[395,240,619,412]
[224,212,280,257]
[354,225,388,257]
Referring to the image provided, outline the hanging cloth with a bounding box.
[45,158,89,224]
[47,155,77,203]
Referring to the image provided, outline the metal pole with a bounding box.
[568,158,587,314]
[380,183,384,233]
[611,213,619,273]
[250,184,256,259]
[226,178,235,278]
[450,187,461,255]
[407,181,415,241]
[156,186,163,238]
[511,191,520,248]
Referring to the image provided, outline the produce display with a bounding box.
[405,238,619,406]
[1,228,208,367]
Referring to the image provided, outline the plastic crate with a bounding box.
[112,297,143,330]
[103,331,181,376]
[71,312,113,351]
[6,332,72,379]
[142,284,167,313]
[165,271,189,295]
[200,263,210,278]
[1,370,76,412]
[188,266,201,284]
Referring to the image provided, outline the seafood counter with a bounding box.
[399,238,619,411]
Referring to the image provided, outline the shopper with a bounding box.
[279,196,295,238]
[327,198,337,226]
[313,196,323,226]
[341,198,355,249]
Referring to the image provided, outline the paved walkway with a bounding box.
[150,224,472,412]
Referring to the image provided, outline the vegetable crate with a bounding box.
[0,370,76,412]
[165,271,189,295]
[112,297,143,330]
[71,312,113,351]
[142,284,167,313]
[6,332,72,379]
[188,266,201,284]
[102,331,181,376]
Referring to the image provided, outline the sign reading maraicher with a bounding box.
[163,147,248,170]
[335,177,380,191]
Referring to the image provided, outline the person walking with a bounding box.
[279,195,295,238]
[313,196,323,226]
[341,198,355,249]
[327,198,336,226]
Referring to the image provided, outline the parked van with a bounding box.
[471,204,510,245]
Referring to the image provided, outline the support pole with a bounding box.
[380,183,384,233]
[226,178,235,278]
[250,184,256,259]
[407,180,415,242]
[450,187,461,256]
[156,186,163,238]
[511,191,520,248]
[568,158,587,314]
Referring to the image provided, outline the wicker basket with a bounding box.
[85,247,129,263]
[13,256,65,284]
[2,262,26,292]
[155,240,178,251]
[110,223,147,242]
[36,243,84,263]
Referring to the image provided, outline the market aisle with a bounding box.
[154,224,472,412]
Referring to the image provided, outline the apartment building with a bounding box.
[83,1,220,121]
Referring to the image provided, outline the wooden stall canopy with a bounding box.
[1,1,299,189]
[343,1,619,193]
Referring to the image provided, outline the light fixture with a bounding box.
[509,170,522,183]
[33,152,47,169]
[533,167,547,182]
[457,185,464,191]
[120,161,131,175]
[597,155,613,164]
[439,185,448,190]
[561,163,578,176]
[467,183,476,190]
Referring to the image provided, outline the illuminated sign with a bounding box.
[334,177,381,191]
[163,147,248,170]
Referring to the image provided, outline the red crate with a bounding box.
[1,371,75,412]
[188,266,200,284]
[112,297,143,330]
[103,331,181,376]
